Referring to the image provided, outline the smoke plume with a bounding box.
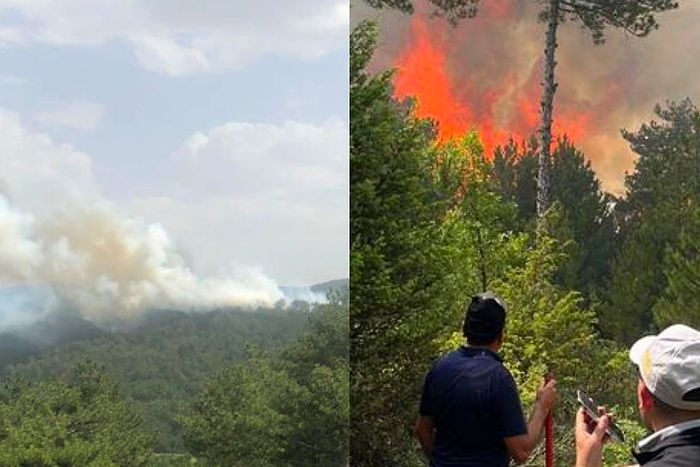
[0,109,293,331]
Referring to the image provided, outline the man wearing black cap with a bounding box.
[415,293,557,466]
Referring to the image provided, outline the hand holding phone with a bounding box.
[576,389,625,442]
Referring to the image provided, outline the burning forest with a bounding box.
[356,0,700,194]
[351,1,700,465]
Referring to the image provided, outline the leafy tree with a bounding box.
[0,361,154,466]
[491,137,614,296]
[549,138,614,293]
[183,356,303,467]
[604,100,700,343]
[182,296,349,467]
[278,293,349,467]
[527,0,678,218]
[438,136,527,292]
[653,206,700,329]
[351,21,486,465]
[492,138,539,223]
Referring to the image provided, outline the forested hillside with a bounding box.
[0,289,349,465]
[3,307,308,451]
[351,19,699,466]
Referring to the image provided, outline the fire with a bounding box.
[393,12,592,156]
[394,18,471,143]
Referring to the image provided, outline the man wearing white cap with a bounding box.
[575,324,700,466]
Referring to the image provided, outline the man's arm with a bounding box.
[503,379,557,464]
[504,397,550,464]
[414,415,435,456]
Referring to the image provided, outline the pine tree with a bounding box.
[605,100,700,343]
[654,207,700,329]
[0,361,154,466]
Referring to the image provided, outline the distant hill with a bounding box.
[311,278,349,294]
[280,277,348,303]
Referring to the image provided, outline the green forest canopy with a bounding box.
[1,289,349,466]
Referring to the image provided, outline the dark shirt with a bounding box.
[633,423,700,466]
[419,346,527,467]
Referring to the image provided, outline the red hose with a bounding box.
[544,371,554,467]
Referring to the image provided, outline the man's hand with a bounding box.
[575,407,611,467]
[504,378,558,464]
[536,378,557,413]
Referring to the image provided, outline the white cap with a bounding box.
[629,324,700,411]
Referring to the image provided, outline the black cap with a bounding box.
[463,292,506,344]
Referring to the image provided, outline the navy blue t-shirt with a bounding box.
[419,346,527,467]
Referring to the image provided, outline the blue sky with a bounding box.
[0,1,348,325]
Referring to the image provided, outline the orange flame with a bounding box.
[393,12,593,156]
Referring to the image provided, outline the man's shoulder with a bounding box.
[637,426,700,466]
[431,347,507,376]
[432,348,463,363]
[429,349,463,373]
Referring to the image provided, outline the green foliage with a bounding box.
[552,0,679,44]
[491,137,614,297]
[654,206,700,329]
[6,308,309,452]
[362,0,480,24]
[351,20,464,465]
[182,297,348,467]
[604,100,700,343]
[0,361,154,466]
[492,138,539,223]
[364,0,679,42]
[493,234,599,390]
[604,414,648,466]
[183,357,303,467]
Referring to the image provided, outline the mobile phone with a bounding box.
[576,389,625,442]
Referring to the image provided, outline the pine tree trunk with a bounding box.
[537,0,560,221]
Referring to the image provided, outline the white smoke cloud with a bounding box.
[0,196,42,281]
[280,286,330,304]
[0,109,295,330]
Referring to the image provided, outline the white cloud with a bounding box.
[0,109,99,215]
[0,26,23,45]
[35,100,105,131]
[132,35,211,75]
[0,0,349,75]
[129,118,349,284]
[173,119,348,197]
